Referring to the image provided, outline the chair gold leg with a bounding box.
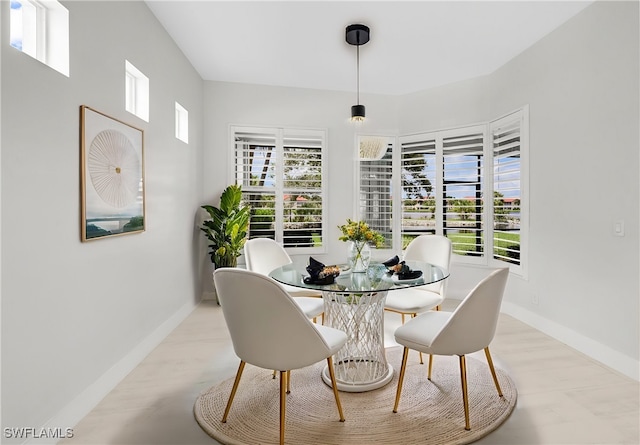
[393,347,410,413]
[279,371,287,445]
[410,313,424,364]
[459,355,471,431]
[312,316,317,323]
[286,370,291,394]
[326,357,345,421]
[222,361,246,423]
[272,369,277,379]
[427,354,433,380]
[484,347,503,397]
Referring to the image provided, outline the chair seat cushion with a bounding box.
[313,324,348,354]
[394,311,451,353]
[282,283,322,298]
[384,288,444,313]
[292,296,324,319]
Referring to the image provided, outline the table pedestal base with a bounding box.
[321,288,392,392]
[322,362,393,392]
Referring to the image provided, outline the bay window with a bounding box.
[358,107,528,274]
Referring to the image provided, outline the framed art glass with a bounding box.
[80,105,145,241]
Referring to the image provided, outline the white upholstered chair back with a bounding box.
[213,268,337,371]
[428,267,509,355]
[243,237,322,301]
[403,234,452,294]
[244,238,292,275]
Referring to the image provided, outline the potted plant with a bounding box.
[201,184,250,268]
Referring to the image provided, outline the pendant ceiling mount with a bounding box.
[346,24,370,123]
[346,24,370,46]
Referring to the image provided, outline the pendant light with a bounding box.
[346,24,370,122]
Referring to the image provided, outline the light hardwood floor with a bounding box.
[63,299,639,445]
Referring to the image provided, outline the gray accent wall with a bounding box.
[1,0,204,438]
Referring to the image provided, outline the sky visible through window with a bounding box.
[10,1,23,51]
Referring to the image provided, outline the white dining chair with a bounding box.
[392,267,509,431]
[213,268,347,445]
[384,234,452,364]
[244,237,324,323]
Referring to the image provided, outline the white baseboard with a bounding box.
[29,301,198,445]
[202,290,218,304]
[502,301,640,382]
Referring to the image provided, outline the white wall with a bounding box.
[491,0,639,377]
[397,1,639,378]
[1,0,204,439]
[203,1,639,379]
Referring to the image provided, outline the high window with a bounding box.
[232,126,326,252]
[10,0,69,76]
[358,107,528,275]
[125,61,149,122]
[175,102,189,143]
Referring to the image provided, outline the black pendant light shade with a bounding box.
[351,104,366,122]
[346,24,370,122]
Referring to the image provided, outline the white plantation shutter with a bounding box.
[232,126,326,251]
[491,109,525,270]
[442,128,485,258]
[282,130,324,247]
[233,129,277,240]
[359,140,393,248]
[399,135,437,248]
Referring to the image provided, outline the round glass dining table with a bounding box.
[269,260,449,392]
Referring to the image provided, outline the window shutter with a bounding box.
[233,129,278,240]
[400,136,437,248]
[359,140,393,248]
[491,112,523,267]
[282,130,324,248]
[442,130,485,257]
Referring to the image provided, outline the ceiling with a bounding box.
[145,1,593,96]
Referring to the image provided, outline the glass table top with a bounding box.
[269,260,449,294]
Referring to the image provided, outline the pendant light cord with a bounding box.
[356,43,360,105]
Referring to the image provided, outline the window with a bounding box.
[400,135,437,246]
[232,126,326,252]
[125,61,149,122]
[441,127,486,258]
[358,107,528,274]
[175,102,188,143]
[10,0,69,76]
[490,108,527,274]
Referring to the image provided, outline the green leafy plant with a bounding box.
[201,185,250,268]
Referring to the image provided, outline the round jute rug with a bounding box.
[194,348,517,445]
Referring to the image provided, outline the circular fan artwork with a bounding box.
[88,130,141,208]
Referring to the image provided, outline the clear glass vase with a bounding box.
[348,240,371,273]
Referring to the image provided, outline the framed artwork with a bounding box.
[80,105,145,241]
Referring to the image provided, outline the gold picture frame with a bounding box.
[80,105,145,241]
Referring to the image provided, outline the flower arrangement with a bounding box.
[338,219,385,248]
